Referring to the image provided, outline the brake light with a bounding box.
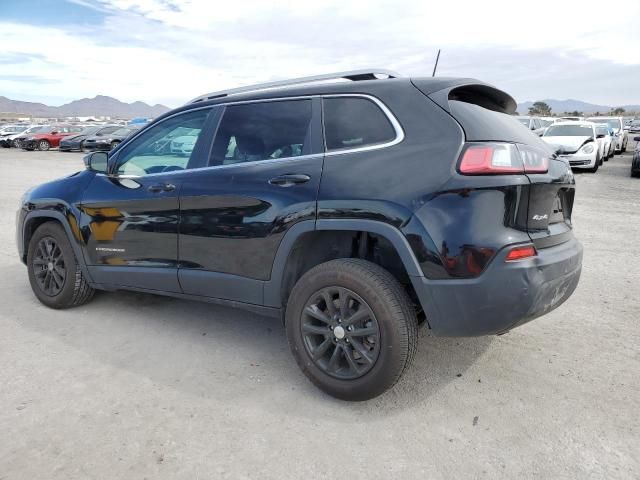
[459,143,550,175]
[505,245,537,261]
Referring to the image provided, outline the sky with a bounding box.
[0,0,639,108]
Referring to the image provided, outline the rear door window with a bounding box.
[323,97,396,151]
[210,99,312,166]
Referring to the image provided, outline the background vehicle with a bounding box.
[542,122,601,172]
[16,71,582,400]
[560,116,585,122]
[628,120,640,133]
[587,116,628,153]
[59,125,120,152]
[631,136,640,177]
[170,132,198,155]
[516,115,546,136]
[595,124,614,160]
[0,125,29,147]
[83,126,139,151]
[22,125,83,151]
[538,118,555,129]
[11,125,49,148]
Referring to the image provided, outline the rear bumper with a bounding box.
[413,237,583,336]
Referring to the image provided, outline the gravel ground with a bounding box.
[0,145,638,479]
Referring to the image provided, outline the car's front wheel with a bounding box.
[286,259,418,401]
[27,222,95,309]
[37,140,50,151]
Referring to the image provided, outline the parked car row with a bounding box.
[0,123,140,151]
[515,115,629,174]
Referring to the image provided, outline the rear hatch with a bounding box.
[413,79,576,250]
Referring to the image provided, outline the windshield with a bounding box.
[544,125,593,137]
[596,126,609,135]
[588,118,621,131]
[30,126,53,134]
[79,126,101,135]
[113,128,133,136]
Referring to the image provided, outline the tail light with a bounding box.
[505,245,537,261]
[459,142,550,175]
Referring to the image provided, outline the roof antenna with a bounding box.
[432,49,441,77]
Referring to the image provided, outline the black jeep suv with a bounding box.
[16,70,583,400]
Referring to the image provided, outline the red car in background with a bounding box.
[21,125,84,151]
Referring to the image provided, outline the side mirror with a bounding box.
[597,134,605,138]
[84,151,109,173]
[50,131,58,135]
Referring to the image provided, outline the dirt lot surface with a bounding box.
[0,145,638,479]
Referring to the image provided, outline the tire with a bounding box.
[37,140,50,151]
[285,258,418,401]
[27,222,95,309]
[13,139,21,148]
[587,158,599,173]
[622,142,627,153]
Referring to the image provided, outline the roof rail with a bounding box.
[187,69,402,104]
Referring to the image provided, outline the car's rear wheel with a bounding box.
[286,258,418,401]
[37,140,50,151]
[13,139,21,148]
[27,222,95,309]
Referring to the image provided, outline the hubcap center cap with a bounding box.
[334,325,346,339]
[47,262,54,271]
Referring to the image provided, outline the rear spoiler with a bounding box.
[411,77,517,114]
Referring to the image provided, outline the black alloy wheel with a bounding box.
[32,236,66,296]
[301,287,381,380]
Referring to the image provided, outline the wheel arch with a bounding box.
[264,219,425,312]
[22,210,93,282]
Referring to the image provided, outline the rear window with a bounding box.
[323,97,396,151]
[449,100,550,148]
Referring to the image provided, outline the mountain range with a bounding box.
[0,95,170,119]
[517,99,640,115]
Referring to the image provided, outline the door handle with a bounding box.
[268,174,311,187]
[148,183,176,193]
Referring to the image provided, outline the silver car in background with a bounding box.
[587,117,628,153]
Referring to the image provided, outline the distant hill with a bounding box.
[517,99,640,115]
[0,95,170,119]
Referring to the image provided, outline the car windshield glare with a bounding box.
[545,125,593,137]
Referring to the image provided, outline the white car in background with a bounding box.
[542,121,602,172]
[595,124,615,160]
[516,116,546,136]
[170,133,198,156]
[0,125,29,147]
[587,117,628,153]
